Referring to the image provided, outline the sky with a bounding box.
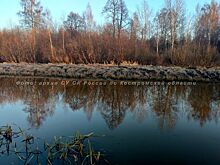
[0,0,214,29]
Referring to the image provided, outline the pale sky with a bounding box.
[0,0,214,29]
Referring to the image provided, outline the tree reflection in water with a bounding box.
[151,85,177,130]
[0,77,219,130]
[23,85,57,128]
[187,84,220,126]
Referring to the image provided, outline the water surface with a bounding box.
[0,77,220,164]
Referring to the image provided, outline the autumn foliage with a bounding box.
[0,0,219,66]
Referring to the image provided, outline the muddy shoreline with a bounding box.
[0,63,220,82]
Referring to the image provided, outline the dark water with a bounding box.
[0,77,220,165]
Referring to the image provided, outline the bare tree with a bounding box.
[130,12,140,39]
[117,0,129,39]
[102,0,120,38]
[18,0,46,62]
[165,0,177,53]
[0,0,219,66]
[63,12,86,37]
[102,0,128,39]
[154,12,161,55]
[18,0,45,30]
[195,0,220,51]
[44,9,55,62]
[175,0,186,41]
[137,0,152,40]
[84,3,95,32]
[155,8,170,51]
[130,12,140,57]
[154,0,185,54]
[191,1,220,65]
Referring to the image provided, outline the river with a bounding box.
[0,77,220,164]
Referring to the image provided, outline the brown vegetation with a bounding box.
[0,0,219,66]
[0,77,219,129]
[0,63,220,82]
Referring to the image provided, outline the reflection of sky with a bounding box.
[0,87,220,132]
[0,98,110,139]
[0,101,27,127]
[211,100,220,111]
[0,89,220,164]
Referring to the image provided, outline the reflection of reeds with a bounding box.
[0,125,107,165]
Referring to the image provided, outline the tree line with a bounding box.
[0,77,219,129]
[0,0,219,66]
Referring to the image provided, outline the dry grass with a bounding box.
[0,63,220,82]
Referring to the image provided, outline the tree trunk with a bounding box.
[48,29,54,62]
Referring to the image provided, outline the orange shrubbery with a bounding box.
[0,0,219,66]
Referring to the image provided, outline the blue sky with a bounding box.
[0,0,213,28]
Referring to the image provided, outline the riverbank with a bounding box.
[0,63,220,82]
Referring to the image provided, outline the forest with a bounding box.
[0,0,219,66]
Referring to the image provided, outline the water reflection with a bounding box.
[0,77,219,130]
